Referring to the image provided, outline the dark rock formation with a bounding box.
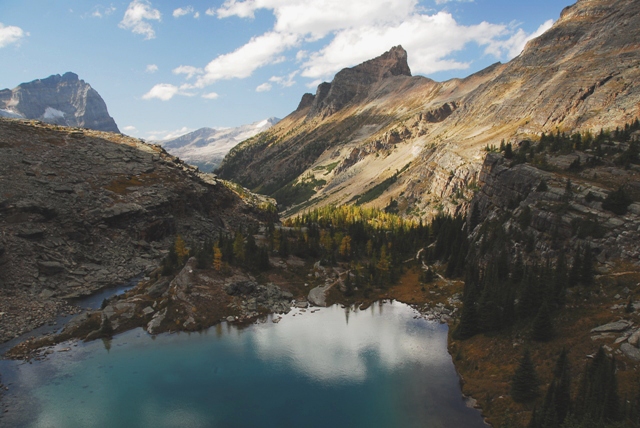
[296,93,315,111]
[0,72,120,133]
[0,118,276,343]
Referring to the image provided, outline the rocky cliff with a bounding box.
[0,118,275,343]
[218,0,640,219]
[471,151,640,266]
[0,72,120,133]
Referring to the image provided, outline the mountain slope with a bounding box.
[0,118,275,343]
[0,72,120,133]
[218,0,640,217]
[157,117,280,172]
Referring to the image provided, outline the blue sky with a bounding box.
[0,0,568,139]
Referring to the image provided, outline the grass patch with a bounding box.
[272,175,327,209]
[354,175,398,205]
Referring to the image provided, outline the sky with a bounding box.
[0,0,569,140]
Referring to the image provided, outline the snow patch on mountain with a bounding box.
[157,117,280,172]
[0,109,24,119]
[43,107,65,119]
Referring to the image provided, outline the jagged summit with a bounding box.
[0,72,120,133]
[306,45,412,118]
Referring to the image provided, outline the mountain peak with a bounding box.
[353,45,411,81]
[0,72,119,133]
[306,46,412,118]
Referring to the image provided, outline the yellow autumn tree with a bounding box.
[175,235,189,265]
[339,235,352,259]
[213,245,223,272]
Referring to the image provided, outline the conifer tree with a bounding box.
[531,301,554,342]
[233,232,246,264]
[581,245,594,286]
[511,348,540,403]
[453,284,479,340]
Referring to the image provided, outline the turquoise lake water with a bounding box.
[0,301,485,428]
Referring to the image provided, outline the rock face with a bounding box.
[218,0,640,217]
[157,117,280,172]
[0,118,276,343]
[471,151,640,265]
[308,45,412,118]
[0,72,120,133]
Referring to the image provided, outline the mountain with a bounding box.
[218,0,640,217]
[0,72,120,133]
[157,117,280,172]
[0,118,275,343]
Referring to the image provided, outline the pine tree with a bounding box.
[233,232,246,264]
[511,348,540,403]
[581,245,594,286]
[531,301,554,342]
[453,284,479,340]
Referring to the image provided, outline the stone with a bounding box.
[146,308,167,334]
[142,306,154,316]
[590,321,632,333]
[621,343,640,361]
[628,329,640,347]
[37,261,65,275]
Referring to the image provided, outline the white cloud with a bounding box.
[167,0,555,95]
[485,19,554,59]
[301,12,507,78]
[91,5,117,18]
[202,92,219,99]
[173,6,194,18]
[123,125,138,133]
[146,64,158,73]
[119,0,161,40]
[173,65,203,79]
[256,83,272,92]
[142,83,179,100]
[269,71,298,88]
[194,31,299,87]
[435,0,474,4]
[0,23,27,48]
[194,11,200,19]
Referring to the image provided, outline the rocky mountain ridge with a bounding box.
[0,72,119,133]
[218,0,640,219]
[0,118,275,343]
[157,117,280,172]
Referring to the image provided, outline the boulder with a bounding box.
[621,343,640,361]
[146,308,167,334]
[590,321,632,333]
[37,261,65,275]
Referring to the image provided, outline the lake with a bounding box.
[0,301,485,428]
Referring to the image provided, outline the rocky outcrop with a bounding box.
[470,151,640,265]
[0,72,119,133]
[0,118,276,343]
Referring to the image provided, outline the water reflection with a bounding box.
[0,301,485,428]
[253,302,449,383]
